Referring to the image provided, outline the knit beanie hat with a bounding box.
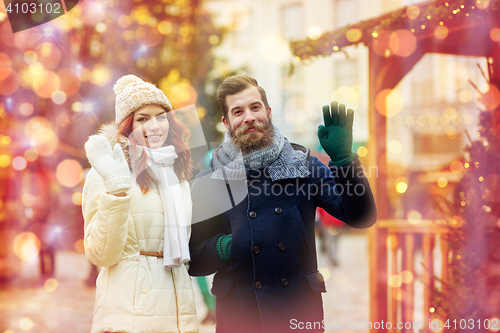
[114,75,173,125]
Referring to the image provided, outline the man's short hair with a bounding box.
[217,74,270,119]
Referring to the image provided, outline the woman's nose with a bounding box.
[145,118,160,131]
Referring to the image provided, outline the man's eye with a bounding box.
[234,110,242,115]
[252,105,260,110]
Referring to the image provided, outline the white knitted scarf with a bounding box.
[139,145,190,268]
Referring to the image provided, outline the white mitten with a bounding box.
[85,135,132,194]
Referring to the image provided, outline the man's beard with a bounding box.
[229,119,274,154]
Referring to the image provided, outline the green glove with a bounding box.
[317,101,355,166]
[216,234,232,262]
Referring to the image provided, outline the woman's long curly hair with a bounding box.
[118,107,193,194]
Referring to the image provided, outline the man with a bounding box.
[189,75,376,333]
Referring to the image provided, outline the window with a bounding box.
[334,0,358,28]
[282,4,303,41]
[334,59,358,89]
[413,133,461,155]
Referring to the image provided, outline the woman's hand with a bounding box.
[85,135,132,195]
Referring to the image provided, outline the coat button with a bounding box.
[274,207,282,214]
[247,180,252,187]
[142,288,147,294]
[253,245,260,254]
[249,211,257,219]
[281,278,288,286]
[255,281,263,289]
[278,243,286,251]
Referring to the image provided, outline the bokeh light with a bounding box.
[72,101,83,112]
[19,317,34,331]
[72,192,83,205]
[12,156,27,171]
[450,215,463,228]
[22,193,36,207]
[24,117,58,156]
[158,20,172,35]
[0,72,19,95]
[357,146,368,157]
[159,70,198,107]
[375,89,403,116]
[430,319,444,333]
[477,84,500,111]
[459,89,472,102]
[13,232,41,261]
[44,278,58,292]
[435,25,449,39]
[372,30,393,57]
[406,210,422,224]
[34,71,61,98]
[89,65,112,86]
[450,161,464,174]
[406,5,420,19]
[490,28,500,42]
[444,107,457,119]
[75,239,85,252]
[346,28,362,43]
[332,86,360,110]
[260,35,289,63]
[386,234,398,250]
[23,50,37,64]
[388,140,403,154]
[389,274,402,288]
[52,90,67,104]
[221,3,250,31]
[319,267,331,281]
[0,53,13,80]
[392,288,405,301]
[396,177,408,193]
[389,30,417,57]
[19,102,34,116]
[35,42,62,69]
[56,159,83,187]
[489,317,500,332]
[307,26,322,40]
[58,68,80,96]
[136,25,162,48]
[476,0,490,9]
[400,270,413,283]
[0,154,11,168]
[437,177,448,188]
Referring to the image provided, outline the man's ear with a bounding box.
[268,107,272,120]
[222,116,230,130]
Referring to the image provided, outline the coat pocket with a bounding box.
[210,274,234,298]
[304,270,327,293]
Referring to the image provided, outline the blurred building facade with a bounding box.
[204,0,482,172]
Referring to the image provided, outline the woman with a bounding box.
[82,75,198,333]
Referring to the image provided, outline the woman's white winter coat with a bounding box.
[82,123,198,333]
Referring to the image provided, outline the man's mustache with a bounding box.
[234,121,266,136]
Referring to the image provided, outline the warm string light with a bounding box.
[293,0,495,60]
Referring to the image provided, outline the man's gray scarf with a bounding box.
[211,125,311,181]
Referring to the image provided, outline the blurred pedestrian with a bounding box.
[82,75,198,333]
[316,207,345,266]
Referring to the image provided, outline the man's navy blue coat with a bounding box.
[189,145,377,333]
